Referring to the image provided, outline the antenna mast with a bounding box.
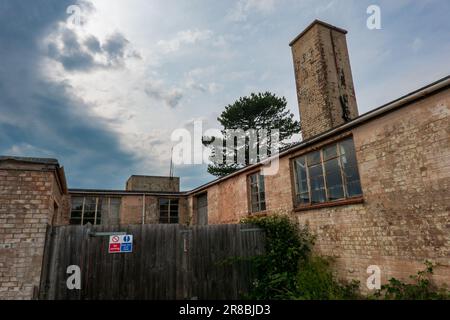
[169,146,174,178]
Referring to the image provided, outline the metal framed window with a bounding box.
[248,172,266,213]
[293,137,362,207]
[159,198,179,224]
[70,196,121,225]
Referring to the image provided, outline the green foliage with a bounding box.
[203,92,301,177]
[241,215,449,300]
[241,215,313,299]
[242,215,361,300]
[290,256,361,300]
[372,261,450,300]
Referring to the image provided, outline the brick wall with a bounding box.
[291,21,358,140]
[0,162,64,299]
[192,88,450,289]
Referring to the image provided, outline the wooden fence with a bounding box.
[38,224,265,300]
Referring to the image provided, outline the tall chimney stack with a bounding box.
[290,20,359,140]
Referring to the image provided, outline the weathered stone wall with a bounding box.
[291,21,358,140]
[126,176,180,192]
[119,195,188,225]
[0,162,64,299]
[192,88,450,289]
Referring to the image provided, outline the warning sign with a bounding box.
[109,234,133,253]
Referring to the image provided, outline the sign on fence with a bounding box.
[109,234,133,253]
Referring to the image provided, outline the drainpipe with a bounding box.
[142,193,145,225]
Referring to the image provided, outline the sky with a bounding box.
[0,0,449,191]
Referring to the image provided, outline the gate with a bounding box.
[38,224,265,300]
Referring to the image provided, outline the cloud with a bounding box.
[46,23,137,72]
[145,82,184,108]
[227,0,276,22]
[157,29,213,53]
[0,0,137,188]
[183,67,223,94]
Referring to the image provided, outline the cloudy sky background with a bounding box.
[0,0,449,190]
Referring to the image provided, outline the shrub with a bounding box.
[372,261,450,300]
[242,215,448,300]
[241,214,314,299]
[291,256,361,300]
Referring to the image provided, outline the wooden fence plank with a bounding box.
[40,224,265,300]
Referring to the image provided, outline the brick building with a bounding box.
[1,20,449,299]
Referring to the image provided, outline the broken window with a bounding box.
[249,172,266,213]
[293,137,362,207]
[159,199,179,224]
[70,196,121,225]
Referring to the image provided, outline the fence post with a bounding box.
[37,224,56,300]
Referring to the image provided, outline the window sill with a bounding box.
[248,211,268,217]
[294,196,364,212]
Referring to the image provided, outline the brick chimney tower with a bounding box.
[290,20,359,140]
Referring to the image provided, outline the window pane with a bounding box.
[70,197,84,225]
[260,202,266,211]
[294,157,309,204]
[95,198,102,225]
[169,199,179,224]
[159,198,179,224]
[323,144,338,160]
[307,151,321,165]
[159,216,168,224]
[258,174,265,193]
[69,217,82,225]
[249,173,266,213]
[308,164,326,203]
[339,138,363,197]
[70,210,82,219]
[297,193,309,204]
[324,158,345,200]
[71,197,84,211]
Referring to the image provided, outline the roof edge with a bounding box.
[186,75,450,195]
[289,19,348,47]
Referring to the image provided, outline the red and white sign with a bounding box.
[108,234,133,253]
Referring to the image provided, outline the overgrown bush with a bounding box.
[241,215,359,300]
[372,261,450,300]
[289,256,361,300]
[241,215,314,299]
[242,215,449,300]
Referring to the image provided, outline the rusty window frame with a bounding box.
[248,172,266,213]
[292,137,362,208]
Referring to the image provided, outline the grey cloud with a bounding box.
[0,0,138,188]
[84,35,102,53]
[145,84,183,108]
[102,32,129,62]
[47,25,138,72]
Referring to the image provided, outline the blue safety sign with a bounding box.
[109,234,133,253]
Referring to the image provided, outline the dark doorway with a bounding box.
[196,193,208,226]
